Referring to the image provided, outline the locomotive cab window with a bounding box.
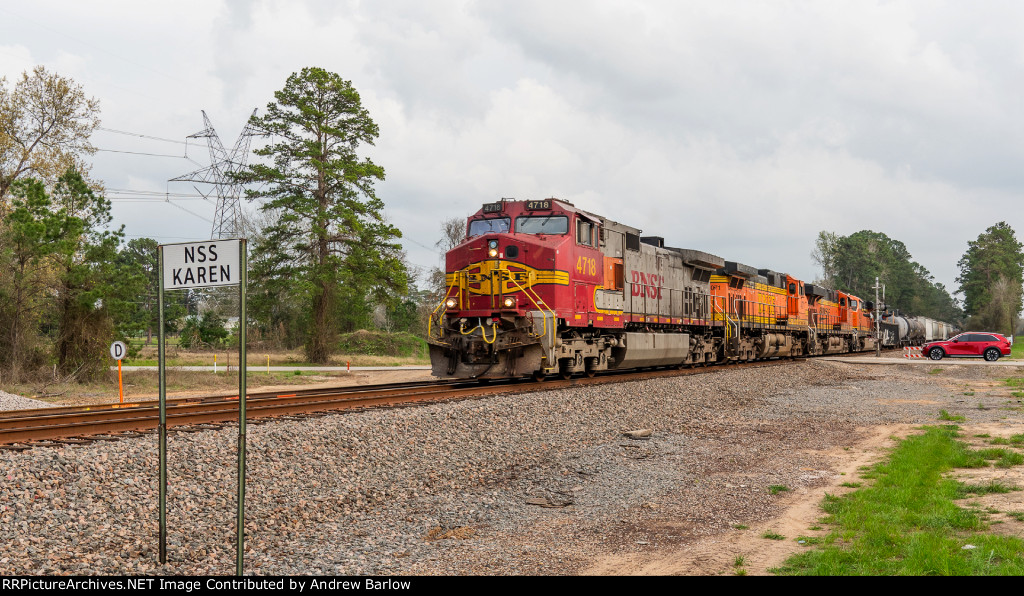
[468,217,510,237]
[788,283,796,294]
[577,219,597,247]
[515,215,568,235]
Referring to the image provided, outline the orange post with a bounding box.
[118,359,124,404]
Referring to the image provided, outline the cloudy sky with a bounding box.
[3,0,1022,297]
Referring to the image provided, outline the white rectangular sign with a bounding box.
[162,239,241,290]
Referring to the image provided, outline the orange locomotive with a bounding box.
[428,198,878,380]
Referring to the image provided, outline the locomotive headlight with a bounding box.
[502,297,516,308]
[488,240,498,249]
[445,298,457,309]
[488,248,498,257]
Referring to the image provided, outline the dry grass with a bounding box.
[128,345,428,368]
[1,347,430,407]
[5,368,361,406]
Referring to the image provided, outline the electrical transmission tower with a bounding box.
[170,109,259,239]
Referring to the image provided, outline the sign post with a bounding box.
[110,341,127,404]
[157,239,246,574]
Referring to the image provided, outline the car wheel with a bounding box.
[928,348,944,361]
[984,348,1000,362]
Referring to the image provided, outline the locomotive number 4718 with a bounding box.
[576,256,597,276]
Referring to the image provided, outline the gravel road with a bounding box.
[1,358,1023,575]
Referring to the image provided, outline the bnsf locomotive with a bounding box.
[427,198,885,380]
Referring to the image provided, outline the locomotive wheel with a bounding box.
[585,368,596,378]
[532,371,546,382]
[559,369,573,380]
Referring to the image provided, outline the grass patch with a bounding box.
[769,485,790,495]
[1010,338,1024,360]
[772,426,1024,575]
[929,368,943,375]
[955,482,1019,498]
[762,530,785,540]
[939,409,966,422]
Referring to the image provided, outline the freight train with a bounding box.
[876,314,955,348]
[427,198,947,380]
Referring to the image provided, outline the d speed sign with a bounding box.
[110,341,127,361]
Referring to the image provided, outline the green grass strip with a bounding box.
[772,426,1024,575]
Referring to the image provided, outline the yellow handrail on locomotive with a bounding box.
[713,298,738,343]
[427,269,466,344]
[504,268,554,344]
[429,261,555,350]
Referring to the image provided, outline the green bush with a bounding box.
[337,330,426,357]
[178,311,230,349]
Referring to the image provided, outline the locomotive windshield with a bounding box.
[468,217,510,237]
[515,215,568,235]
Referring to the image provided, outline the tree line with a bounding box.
[812,225,1024,336]
[5,65,1022,387]
[0,66,427,386]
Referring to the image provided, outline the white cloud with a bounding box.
[4,0,1024,297]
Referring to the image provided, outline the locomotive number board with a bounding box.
[526,200,552,210]
[482,202,504,213]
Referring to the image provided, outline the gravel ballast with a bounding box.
[1,359,1023,575]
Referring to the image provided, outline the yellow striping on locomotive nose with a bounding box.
[450,260,568,296]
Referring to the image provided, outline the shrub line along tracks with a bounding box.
[0,359,799,450]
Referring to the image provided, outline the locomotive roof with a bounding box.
[475,198,642,236]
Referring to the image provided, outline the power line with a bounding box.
[163,199,214,224]
[95,148,190,159]
[96,127,189,145]
[107,188,207,198]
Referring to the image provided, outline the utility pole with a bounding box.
[872,277,882,357]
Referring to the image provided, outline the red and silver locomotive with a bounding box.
[427,198,879,380]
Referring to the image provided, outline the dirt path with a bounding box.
[583,364,1024,576]
[584,424,912,575]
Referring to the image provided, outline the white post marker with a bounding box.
[110,341,127,361]
[111,341,127,404]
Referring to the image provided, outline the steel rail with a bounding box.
[0,359,796,448]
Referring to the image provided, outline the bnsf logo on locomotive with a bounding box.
[630,271,664,299]
[447,261,569,295]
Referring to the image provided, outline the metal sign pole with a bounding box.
[157,238,243,572]
[236,238,247,576]
[157,246,168,564]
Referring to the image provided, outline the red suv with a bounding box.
[924,332,1012,362]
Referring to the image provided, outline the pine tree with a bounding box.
[956,222,1024,335]
[240,68,407,364]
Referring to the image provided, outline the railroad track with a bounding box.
[0,359,799,449]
